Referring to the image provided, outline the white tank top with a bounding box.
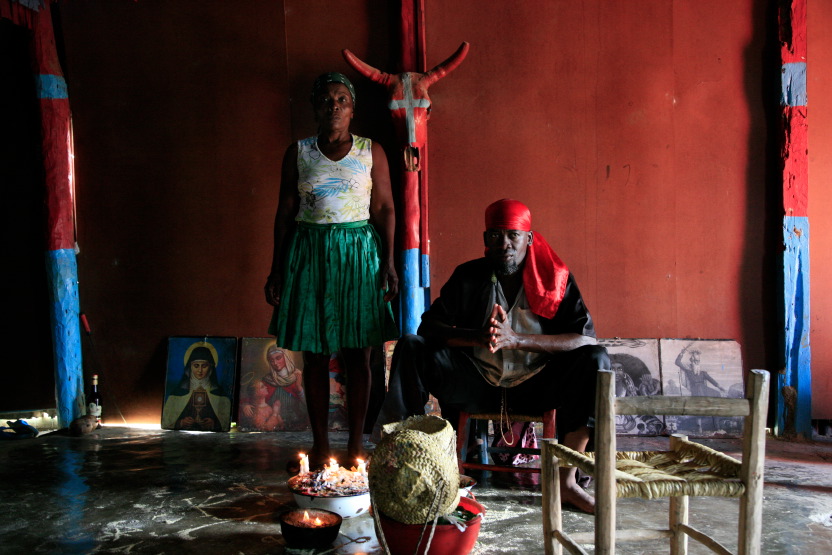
[295,134,373,224]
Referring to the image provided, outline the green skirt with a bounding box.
[269,221,399,354]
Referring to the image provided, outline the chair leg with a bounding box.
[595,370,616,555]
[476,420,490,464]
[543,408,557,439]
[739,486,764,555]
[669,495,689,555]
[542,439,563,555]
[739,369,768,555]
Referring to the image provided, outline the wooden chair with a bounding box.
[457,409,556,474]
[541,368,769,555]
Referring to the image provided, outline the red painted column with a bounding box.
[777,0,811,437]
[399,0,428,333]
[34,1,84,427]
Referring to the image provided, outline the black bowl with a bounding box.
[278,508,343,549]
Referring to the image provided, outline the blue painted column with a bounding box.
[401,248,426,335]
[34,2,84,427]
[780,218,810,436]
[776,0,811,437]
[47,250,85,427]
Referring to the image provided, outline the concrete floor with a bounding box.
[1,426,831,554]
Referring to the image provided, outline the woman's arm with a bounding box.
[265,143,300,306]
[368,141,398,302]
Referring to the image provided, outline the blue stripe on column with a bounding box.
[778,216,811,437]
[420,252,430,288]
[401,248,425,335]
[14,0,46,11]
[46,248,84,427]
[780,62,807,107]
[36,74,68,99]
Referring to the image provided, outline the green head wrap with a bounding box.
[311,72,356,105]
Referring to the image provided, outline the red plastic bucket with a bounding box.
[377,496,485,555]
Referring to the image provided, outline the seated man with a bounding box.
[376,198,609,513]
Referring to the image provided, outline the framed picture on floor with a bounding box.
[162,337,237,432]
[599,338,666,436]
[238,338,310,432]
[659,339,745,438]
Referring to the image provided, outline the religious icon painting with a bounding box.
[380,340,440,416]
[659,339,745,438]
[161,337,237,432]
[237,338,310,432]
[381,340,396,383]
[599,338,666,436]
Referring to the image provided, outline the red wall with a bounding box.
[60,0,292,422]
[52,0,830,422]
[424,3,770,361]
[809,0,832,418]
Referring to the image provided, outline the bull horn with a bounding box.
[423,41,469,87]
[342,49,393,87]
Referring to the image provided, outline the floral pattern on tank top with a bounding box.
[296,134,373,224]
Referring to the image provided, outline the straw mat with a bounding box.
[548,436,745,499]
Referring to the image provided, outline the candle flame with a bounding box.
[302,510,310,521]
[314,517,323,526]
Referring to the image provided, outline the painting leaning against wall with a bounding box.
[237,338,310,432]
[660,338,745,438]
[161,337,237,432]
[599,338,666,436]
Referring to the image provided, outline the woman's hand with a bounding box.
[265,274,282,306]
[379,259,399,302]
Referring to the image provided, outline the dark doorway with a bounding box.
[1,19,55,411]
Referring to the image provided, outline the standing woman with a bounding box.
[265,72,399,472]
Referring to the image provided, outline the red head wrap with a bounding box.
[484,199,569,319]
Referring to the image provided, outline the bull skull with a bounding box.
[342,42,469,171]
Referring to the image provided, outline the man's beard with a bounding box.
[495,260,520,276]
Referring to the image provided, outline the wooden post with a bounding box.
[399,0,427,334]
[669,435,690,555]
[33,2,84,427]
[776,0,811,438]
[542,439,563,555]
[739,370,770,555]
[595,370,616,554]
[345,4,466,334]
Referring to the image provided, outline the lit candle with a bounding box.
[280,508,343,549]
[299,453,309,475]
[356,458,367,476]
[328,458,339,472]
[295,510,333,528]
[301,510,325,527]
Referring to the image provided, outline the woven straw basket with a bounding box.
[369,415,461,524]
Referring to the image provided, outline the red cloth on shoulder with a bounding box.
[485,199,569,319]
